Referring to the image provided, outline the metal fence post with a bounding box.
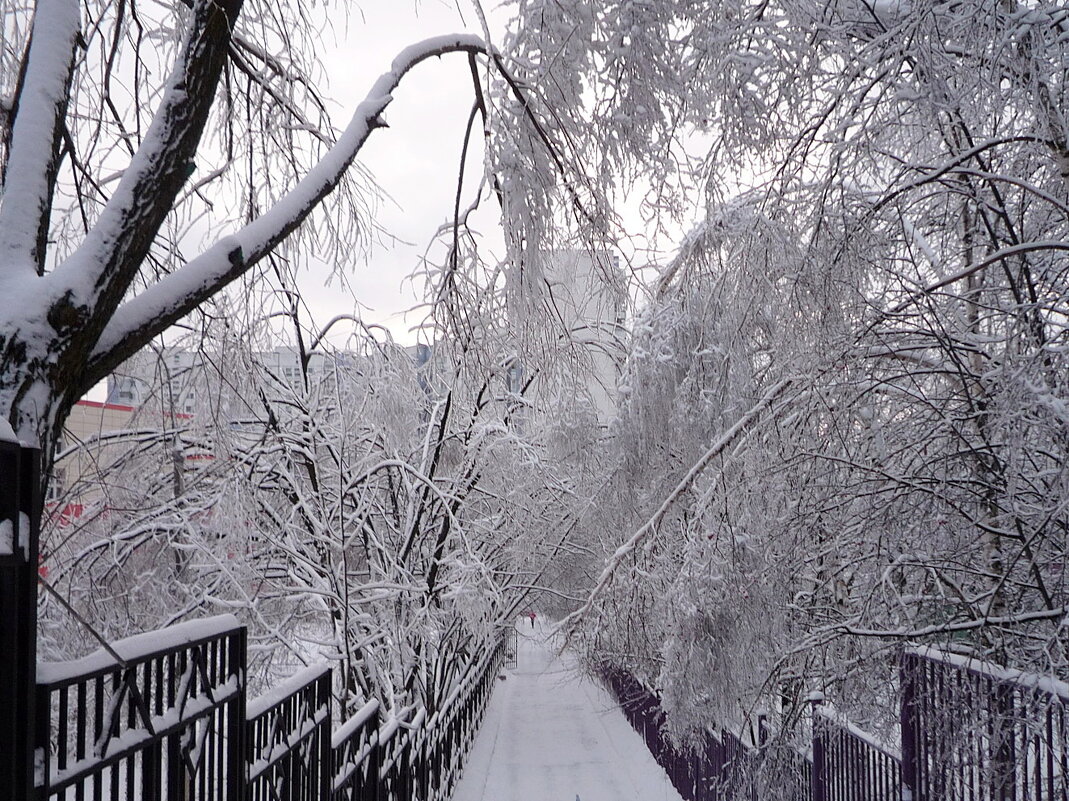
[0,443,40,801]
[319,669,332,801]
[992,681,1016,801]
[808,692,827,801]
[899,651,920,801]
[228,626,248,801]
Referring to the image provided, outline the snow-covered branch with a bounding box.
[558,377,796,641]
[86,34,488,384]
[0,0,79,278]
[50,0,243,331]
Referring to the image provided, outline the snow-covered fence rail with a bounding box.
[416,641,502,799]
[810,697,900,801]
[330,697,381,799]
[329,636,506,801]
[901,646,1069,801]
[246,663,332,799]
[35,615,246,800]
[34,615,507,800]
[600,647,1069,801]
[378,708,421,800]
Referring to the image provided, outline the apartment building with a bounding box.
[48,399,191,517]
[531,249,628,425]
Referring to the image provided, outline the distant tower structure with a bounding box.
[541,249,626,424]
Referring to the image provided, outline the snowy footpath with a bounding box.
[451,620,685,801]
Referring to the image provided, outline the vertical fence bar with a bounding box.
[33,675,51,801]
[992,681,1016,801]
[809,693,827,801]
[319,671,332,801]
[227,626,247,801]
[900,652,920,801]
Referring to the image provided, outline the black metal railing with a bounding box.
[328,640,504,801]
[246,663,332,800]
[811,700,900,801]
[1,441,42,801]
[36,617,245,801]
[902,646,1069,801]
[418,643,501,800]
[599,665,770,801]
[601,646,1069,801]
[35,614,508,801]
[331,697,382,801]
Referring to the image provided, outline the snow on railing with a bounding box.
[908,644,1069,702]
[36,613,241,684]
[811,698,901,801]
[35,617,246,799]
[902,646,1069,801]
[0,517,13,555]
[600,647,1069,801]
[331,637,508,801]
[246,663,332,795]
[34,618,510,801]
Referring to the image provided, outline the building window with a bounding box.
[46,467,66,501]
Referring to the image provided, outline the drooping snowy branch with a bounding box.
[86,34,488,385]
[557,377,796,641]
[50,0,243,328]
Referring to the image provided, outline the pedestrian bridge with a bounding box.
[22,608,1069,801]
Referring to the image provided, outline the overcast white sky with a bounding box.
[291,1,511,347]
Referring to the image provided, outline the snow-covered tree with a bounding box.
[9,0,1068,745]
[0,0,492,478]
[514,0,1069,737]
[38,270,599,718]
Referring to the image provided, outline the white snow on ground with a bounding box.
[451,619,685,801]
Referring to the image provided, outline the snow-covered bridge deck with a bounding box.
[451,621,685,801]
